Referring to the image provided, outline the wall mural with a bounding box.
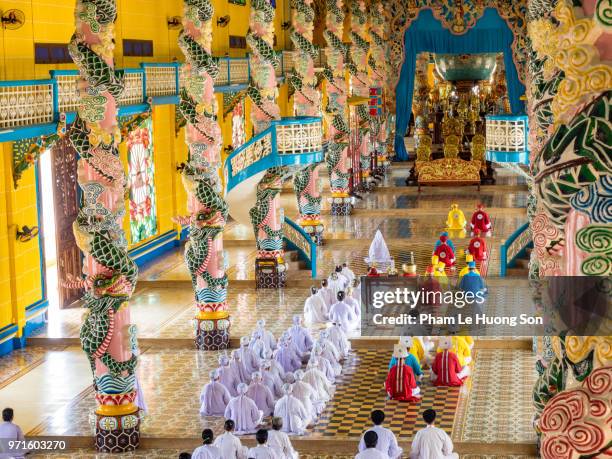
[527,1,612,458]
[385,0,529,110]
[127,118,157,245]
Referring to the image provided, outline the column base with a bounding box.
[330,201,352,216]
[255,258,287,288]
[299,223,324,246]
[95,410,140,453]
[195,317,230,350]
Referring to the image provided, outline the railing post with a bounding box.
[227,58,231,85]
[500,243,507,277]
[140,63,148,103]
[246,53,251,81]
[174,62,180,97]
[51,75,59,123]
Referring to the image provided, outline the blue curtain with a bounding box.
[394,8,526,160]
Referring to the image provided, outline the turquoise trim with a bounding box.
[486,151,529,165]
[150,95,179,105]
[284,218,317,278]
[486,114,528,121]
[0,324,18,342]
[499,222,530,277]
[34,164,47,303]
[128,229,181,268]
[0,123,57,142]
[215,84,249,93]
[0,78,53,87]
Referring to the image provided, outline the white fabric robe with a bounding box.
[346,295,361,322]
[358,425,403,459]
[238,344,261,374]
[274,394,309,435]
[341,266,355,285]
[355,449,390,459]
[262,369,283,398]
[269,357,286,381]
[328,300,357,332]
[258,328,277,352]
[288,324,314,355]
[318,287,335,308]
[191,444,222,459]
[303,367,334,402]
[267,429,299,459]
[213,432,247,459]
[218,364,241,397]
[291,379,319,419]
[409,425,459,459]
[246,445,280,459]
[328,324,351,358]
[199,381,231,416]
[247,381,276,416]
[319,344,342,376]
[223,394,263,434]
[304,294,328,324]
[327,275,347,300]
[313,354,336,383]
[275,345,302,374]
[251,338,270,361]
[351,286,361,305]
[230,357,250,384]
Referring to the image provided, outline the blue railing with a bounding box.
[283,217,317,278]
[225,116,325,193]
[485,114,530,165]
[0,52,295,143]
[499,222,533,276]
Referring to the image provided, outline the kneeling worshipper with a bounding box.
[350,278,361,304]
[274,384,310,435]
[288,314,314,359]
[192,429,222,459]
[467,229,488,262]
[281,332,305,366]
[309,345,337,383]
[458,254,479,279]
[358,410,403,459]
[319,328,344,362]
[436,336,472,367]
[260,360,284,398]
[218,354,240,396]
[409,409,459,459]
[319,279,335,308]
[446,203,466,230]
[304,286,329,325]
[316,334,342,377]
[388,337,423,381]
[385,344,421,402]
[328,321,351,359]
[256,319,277,352]
[293,369,323,418]
[214,419,248,459]
[432,337,470,386]
[200,370,231,416]
[328,291,358,332]
[341,262,356,285]
[247,371,276,417]
[433,235,456,268]
[268,417,299,459]
[356,431,390,459]
[264,349,286,382]
[345,286,361,323]
[365,230,394,274]
[434,232,456,254]
[458,262,487,296]
[247,429,279,459]
[328,268,348,299]
[239,335,261,374]
[230,349,249,384]
[470,203,492,236]
[275,337,302,374]
[224,383,264,434]
[250,329,271,360]
[304,357,335,402]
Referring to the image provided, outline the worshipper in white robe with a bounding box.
[200,370,232,416]
[318,329,342,363]
[281,331,304,365]
[239,335,261,374]
[263,349,286,382]
[350,278,361,304]
[214,420,248,459]
[268,417,299,459]
[356,431,390,459]
[358,410,403,459]
[256,319,277,352]
[409,409,459,459]
[250,329,271,360]
[303,357,335,403]
[318,279,335,308]
[315,336,342,377]
[260,361,284,398]
[273,384,309,435]
[274,338,302,374]
[224,383,263,435]
[328,322,351,359]
[310,345,337,383]
[292,369,322,418]
[247,371,276,416]
[230,349,250,384]
[0,408,27,459]
[247,429,280,459]
[364,230,394,273]
[192,429,222,459]
[328,269,348,300]
[218,354,240,396]
[304,286,328,325]
[341,262,356,285]
[288,315,314,358]
[328,291,358,332]
[345,288,361,323]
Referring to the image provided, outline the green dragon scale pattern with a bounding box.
[250,167,285,251]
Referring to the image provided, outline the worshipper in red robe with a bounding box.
[385,344,421,402]
[470,203,492,235]
[467,229,488,262]
[367,264,381,277]
[433,235,456,267]
[431,337,469,387]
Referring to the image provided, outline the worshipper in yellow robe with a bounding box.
[446,203,467,230]
[458,254,480,279]
[436,336,472,367]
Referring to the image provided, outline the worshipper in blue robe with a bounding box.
[458,262,487,295]
[387,337,423,379]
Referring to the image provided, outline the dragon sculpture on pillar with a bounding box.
[323,0,353,215]
[527,1,612,457]
[248,0,287,288]
[175,0,230,350]
[290,0,324,245]
[67,0,140,451]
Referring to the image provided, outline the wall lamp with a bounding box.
[16,225,39,242]
[217,15,230,27]
[281,21,291,30]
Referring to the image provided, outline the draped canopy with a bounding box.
[394,8,526,161]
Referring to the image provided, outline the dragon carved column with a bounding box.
[350,0,376,191]
[290,0,324,245]
[527,1,612,457]
[323,0,353,216]
[68,0,141,451]
[176,0,230,350]
[247,0,287,288]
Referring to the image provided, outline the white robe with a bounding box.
[230,357,250,384]
[409,425,459,459]
[318,343,342,376]
[304,294,328,324]
[341,266,355,285]
[262,369,283,398]
[288,324,314,355]
[358,425,403,459]
[199,381,231,416]
[274,394,309,435]
[224,394,263,434]
[346,295,361,322]
[218,364,241,397]
[246,381,275,416]
[292,379,319,419]
[0,422,26,459]
[246,445,280,459]
[312,354,336,383]
[303,367,334,402]
[213,432,247,459]
[318,287,335,308]
[328,300,357,332]
[238,344,261,374]
[355,449,390,459]
[191,444,222,459]
[267,429,299,459]
[328,324,351,358]
[258,328,277,352]
[251,338,270,360]
[327,275,347,300]
[351,286,361,305]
